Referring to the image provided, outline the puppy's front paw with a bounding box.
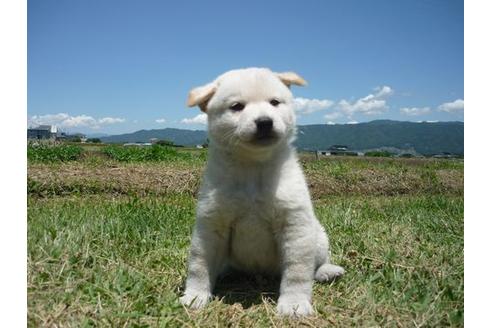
[276,294,314,317]
[179,290,211,309]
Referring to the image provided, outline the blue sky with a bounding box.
[28,0,463,135]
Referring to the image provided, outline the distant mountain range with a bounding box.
[100,120,464,155]
[86,133,110,138]
[296,120,464,155]
[101,128,207,146]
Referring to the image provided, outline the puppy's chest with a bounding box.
[229,182,278,219]
[205,168,292,230]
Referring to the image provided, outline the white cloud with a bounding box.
[28,113,69,127]
[181,113,208,125]
[155,118,167,124]
[400,107,431,116]
[326,121,336,125]
[293,97,334,115]
[347,121,359,124]
[28,113,125,130]
[438,99,464,113]
[98,117,125,124]
[337,85,393,117]
[63,115,97,127]
[374,85,393,98]
[324,112,342,121]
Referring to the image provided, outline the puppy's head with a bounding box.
[187,68,306,154]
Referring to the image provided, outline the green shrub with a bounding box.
[155,140,174,146]
[364,150,395,157]
[102,144,190,162]
[27,144,83,162]
[87,138,101,143]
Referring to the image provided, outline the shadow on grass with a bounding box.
[213,269,280,308]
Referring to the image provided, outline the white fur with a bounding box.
[180,68,344,317]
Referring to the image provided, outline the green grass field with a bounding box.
[27,145,464,327]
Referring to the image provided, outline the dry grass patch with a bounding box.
[28,162,203,197]
[28,157,463,198]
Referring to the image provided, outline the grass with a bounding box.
[27,146,464,327]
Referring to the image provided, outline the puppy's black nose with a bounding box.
[255,116,273,136]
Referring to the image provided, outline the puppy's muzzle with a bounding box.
[254,116,276,142]
[251,116,279,146]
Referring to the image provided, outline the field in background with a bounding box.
[27,144,464,327]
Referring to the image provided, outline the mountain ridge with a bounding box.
[100,120,464,155]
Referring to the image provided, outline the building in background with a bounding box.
[27,125,57,140]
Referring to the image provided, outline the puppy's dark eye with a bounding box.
[229,102,245,111]
[270,99,281,107]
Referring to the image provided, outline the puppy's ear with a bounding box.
[276,72,307,87]
[187,82,217,112]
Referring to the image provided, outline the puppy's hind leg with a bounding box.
[314,224,345,283]
[315,263,345,282]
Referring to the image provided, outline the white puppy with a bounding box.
[180,67,344,317]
